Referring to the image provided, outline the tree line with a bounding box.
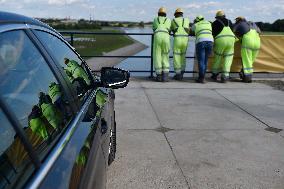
[39,18,150,30]
[255,19,284,32]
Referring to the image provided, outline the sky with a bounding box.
[0,0,283,23]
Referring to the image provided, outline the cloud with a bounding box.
[47,0,85,6]
[81,3,95,9]
[185,3,201,9]
[0,0,282,22]
[139,10,146,15]
[0,0,8,3]
[206,1,219,6]
[185,1,221,9]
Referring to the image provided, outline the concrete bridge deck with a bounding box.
[107,78,284,189]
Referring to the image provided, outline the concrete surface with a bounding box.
[107,78,284,189]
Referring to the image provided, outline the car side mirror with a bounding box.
[100,67,130,89]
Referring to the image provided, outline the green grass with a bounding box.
[62,29,134,57]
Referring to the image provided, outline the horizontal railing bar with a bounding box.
[92,70,284,74]
[128,70,197,73]
[60,31,153,36]
[108,70,284,74]
[60,31,192,36]
[83,55,195,58]
[83,55,152,58]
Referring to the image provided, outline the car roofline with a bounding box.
[0,11,56,32]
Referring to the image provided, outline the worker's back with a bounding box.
[212,17,233,37]
[153,16,171,34]
[171,17,189,36]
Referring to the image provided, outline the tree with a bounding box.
[139,21,144,27]
[272,19,284,32]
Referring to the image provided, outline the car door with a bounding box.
[29,28,108,189]
[0,28,80,188]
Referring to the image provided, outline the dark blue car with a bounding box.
[0,11,129,189]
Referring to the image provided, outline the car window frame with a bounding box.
[0,25,79,115]
[26,27,81,110]
[0,24,77,143]
[22,27,89,159]
[0,23,104,189]
[29,26,97,106]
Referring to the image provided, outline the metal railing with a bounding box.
[60,31,284,78]
[59,31,195,78]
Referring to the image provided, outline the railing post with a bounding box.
[150,34,154,78]
[70,33,74,46]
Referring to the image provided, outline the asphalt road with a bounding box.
[107,78,284,189]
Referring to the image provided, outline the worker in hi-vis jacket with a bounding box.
[211,10,236,83]
[234,16,261,83]
[152,7,171,82]
[171,8,190,80]
[191,15,214,83]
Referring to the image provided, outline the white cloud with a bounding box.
[207,1,219,5]
[185,3,201,9]
[0,0,282,22]
[185,1,221,9]
[47,0,85,6]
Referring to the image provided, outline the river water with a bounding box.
[116,27,196,77]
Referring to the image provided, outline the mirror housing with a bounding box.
[100,67,130,89]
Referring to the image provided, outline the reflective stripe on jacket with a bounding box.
[195,20,213,43]
[153,16,171,34]
[215,19,235,40]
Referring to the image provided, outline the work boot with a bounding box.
[221,76,229,83]
[156,74,163,82]
[210,73,218,81]
[195,77,205,84]
[243,75,252,83]
[173,74,182,81]
[239,69,244,81]
[181,71,185,80]
[162,72,169,82]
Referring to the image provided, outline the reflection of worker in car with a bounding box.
[48,82,70,119]
[69,132,93,189]
[64,58,91,86]
[48,82,62,104]
[4,103,57,169]
[28,105,54,141]
[64,58,91,96]
[38,92,63,130]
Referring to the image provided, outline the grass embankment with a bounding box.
[62,29,134,57]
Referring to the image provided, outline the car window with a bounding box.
[34,30,92,99]
[0,30,73,162]
[0,108,35,188]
